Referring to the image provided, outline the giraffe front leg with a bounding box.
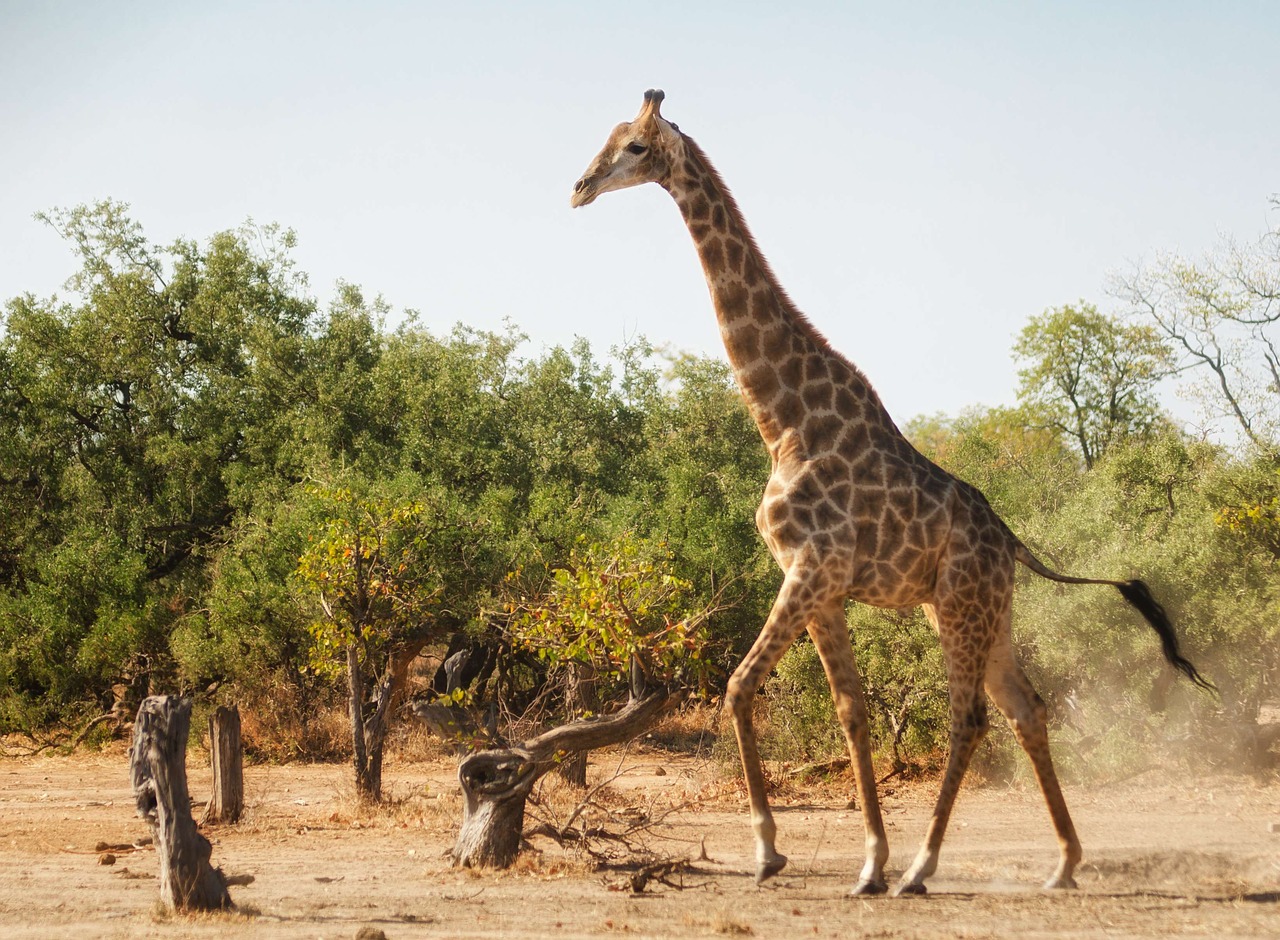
[807,610,889,896]
[726,577,813,884]
[727,660,788,883]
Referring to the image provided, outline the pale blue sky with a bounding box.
[3,1,1277,423]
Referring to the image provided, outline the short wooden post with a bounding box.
[202,705,244,825]
[130,695,232,911]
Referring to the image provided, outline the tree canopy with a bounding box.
[2,200,1275,779]
[0,202,770,758]
[1013,302,1172,468]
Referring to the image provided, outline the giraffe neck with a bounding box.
[661,136,893,453]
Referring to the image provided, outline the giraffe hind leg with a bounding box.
[895,669,989,895]
[896,602,992,896]
[985,638,1082,889]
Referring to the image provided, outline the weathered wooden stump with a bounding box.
[453,747,540,868]
[130,695,232,911]
[201,704,244,825]
[445,688,681,869]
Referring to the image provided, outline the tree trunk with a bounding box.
[201,705,243,825]
[555,749,588,787]
[130,696,232,912]
[554,662,597,788]
[367,640,426,796]
[455,749,538,868]
[349,638,428,802]
[443,688,681,869]
[346,641,377,801]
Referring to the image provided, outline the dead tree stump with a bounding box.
[454,748,539,868]
[445,688,681,869]
[201,705,243,825]
[130,696,232,911]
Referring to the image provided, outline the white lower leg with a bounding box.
[752,806,787,881]
[897,844,939,894]
[1044,838,1081,889]
[853,832,889,893]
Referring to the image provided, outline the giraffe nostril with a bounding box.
[574,178,587,193]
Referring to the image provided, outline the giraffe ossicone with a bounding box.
[572,90,1213,896]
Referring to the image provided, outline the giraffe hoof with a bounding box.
[849,879,888,897]
[755,855,788,884]
[1043,875,1078,890]
[893,882,927,897]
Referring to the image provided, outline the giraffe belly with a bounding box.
[843,511,945,609]
[847,562,935,609]
[754,510,934,610]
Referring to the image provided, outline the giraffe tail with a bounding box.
[1014,545,1216,694]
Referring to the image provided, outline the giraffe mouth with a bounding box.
[570,176,599,208]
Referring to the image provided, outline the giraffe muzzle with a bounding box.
[570,175,599,208]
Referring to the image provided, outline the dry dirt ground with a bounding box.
[1,745,1277,940]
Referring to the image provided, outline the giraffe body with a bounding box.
[572,90,1209,896]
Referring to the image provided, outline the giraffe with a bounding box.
[571,90,1213,896]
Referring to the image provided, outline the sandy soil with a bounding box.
[1,746,1277,939]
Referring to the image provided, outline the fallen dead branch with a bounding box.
[423,685,683,869]
[601,855,718,894]
[626,859,691,893]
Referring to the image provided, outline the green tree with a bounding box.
[493,532,720,783]
[506,534,718,702]
[0,201,315,734]
[1014,303,1172,468]
[632,355,774,659]
[907,405,1081,522]
[294,481,448,800]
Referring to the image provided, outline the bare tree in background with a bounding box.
[1113,197,1280,449]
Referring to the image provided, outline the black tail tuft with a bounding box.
[1115,580,1217,695]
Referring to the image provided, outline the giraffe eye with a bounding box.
[625,142,648,155]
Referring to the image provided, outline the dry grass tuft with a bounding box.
[681,906,754,935]
[149,901,261,922]
[237,681,350,762]
[644,701,723,755]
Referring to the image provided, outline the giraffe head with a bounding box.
[571,89,682,208]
